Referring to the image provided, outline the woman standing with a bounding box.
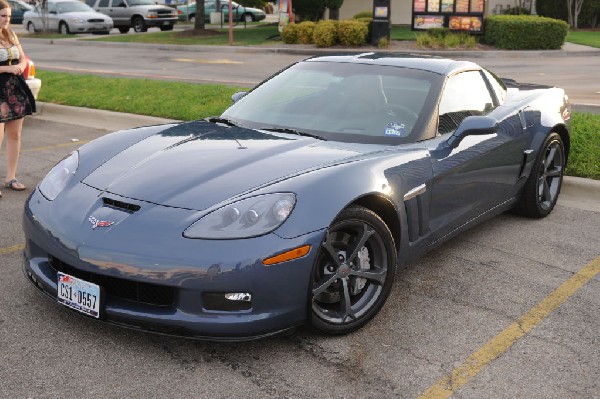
[0,0,36,198]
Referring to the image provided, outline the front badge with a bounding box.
[89,216,114,229]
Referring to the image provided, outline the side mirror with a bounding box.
[231,91,247,103]
[447,115,498,148]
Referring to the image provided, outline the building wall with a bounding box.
[336,0,530,25]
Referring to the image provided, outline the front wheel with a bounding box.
[132,17,147,32]
[310,206,397,334]
[59,21,71,34]
[27,22,37,33]
[516,132,565,218]
[242,13,254,23]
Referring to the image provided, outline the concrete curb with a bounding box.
[30,102,600,213]
[21,37,600,59]
[33,102,179,131]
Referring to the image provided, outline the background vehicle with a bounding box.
[23,54,571,341]
[8,0,32,24]
[177,0,266,23]
[23,0,113,34]
[86,0,177,33]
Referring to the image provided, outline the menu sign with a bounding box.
[412,0,486,33]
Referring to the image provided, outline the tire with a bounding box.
[310,206,397,334]
[188,14,195,23]
[132,17,147,33]
[59,21,71,34]
[118,27,129,34]
[160,25,174,31]
[242,13,254,23]
[516,132,565,218]
[27,22,37,34]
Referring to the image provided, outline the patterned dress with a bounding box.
[0,35,36,123]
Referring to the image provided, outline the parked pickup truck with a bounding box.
[85,0,178,33]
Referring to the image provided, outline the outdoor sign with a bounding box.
[412,0,486,33]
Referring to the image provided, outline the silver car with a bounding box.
[23,0,113,34]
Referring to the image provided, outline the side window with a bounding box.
[438,70,494,135]
[482,69,507,105]
[85,0,95,6]
[98,0,109,6]
[47,3,56,12]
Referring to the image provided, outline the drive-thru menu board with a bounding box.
[412,0,485,33]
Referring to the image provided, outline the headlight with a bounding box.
[68,17,85,23]
[147,11,157,17]
[184,193,296,239]
[39,151,79,201]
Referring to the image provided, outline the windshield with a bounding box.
[56,1,95,12]
[221,61,441,145]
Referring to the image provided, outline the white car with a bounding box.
[23,0,113,34]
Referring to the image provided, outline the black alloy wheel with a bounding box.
[310,206,396,334]
[517,132,565,218]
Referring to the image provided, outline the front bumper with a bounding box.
[23,185,324,340]
[144,17,178,27]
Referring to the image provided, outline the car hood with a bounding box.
[82,121,379,211]
[58,11,111,19]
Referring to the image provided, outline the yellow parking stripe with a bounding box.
[0,243,25,255]
[419,255,600,399]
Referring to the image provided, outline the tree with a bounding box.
[324,0,344,20]
[193,0,206,30]
[567,0,585,28]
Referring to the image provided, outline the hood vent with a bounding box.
[102,197,141,213]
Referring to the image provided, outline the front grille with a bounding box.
[87,18,105,22]
[50,256,175,307]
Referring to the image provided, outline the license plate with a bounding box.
[57,272,100,318]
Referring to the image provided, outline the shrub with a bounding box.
[313,20,338,47]
[295,21,317,44]
[484,15,568,49]
[353,11,373,19]
[416,30,478,49]
[281,24,299,44]
[337,20,368,46]
[377,37,389,48]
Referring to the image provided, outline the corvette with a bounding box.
[23,53,570,340]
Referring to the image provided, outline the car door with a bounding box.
[47,1,59,31]
[109,0,130,26]
[426,69,529,242]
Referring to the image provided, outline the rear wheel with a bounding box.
[188,14,195,23]
[310,206,396,334]
[132,17,147,32]
[59,22,71,34]
[516,132,565,218]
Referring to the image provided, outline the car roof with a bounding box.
[303,53,480,76]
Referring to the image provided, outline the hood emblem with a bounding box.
[89,216,114,229]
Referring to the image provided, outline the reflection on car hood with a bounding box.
[82,121,373,210]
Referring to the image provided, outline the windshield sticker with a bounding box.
[385,123,406,137]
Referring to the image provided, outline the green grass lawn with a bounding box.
[566,30,600,48]
[36,70,600,179]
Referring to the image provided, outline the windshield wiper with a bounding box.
[206,116,239,127]
[260,127,326,141]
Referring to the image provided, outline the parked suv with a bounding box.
[85,0,177,33]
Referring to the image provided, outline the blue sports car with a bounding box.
[23,53,571,340]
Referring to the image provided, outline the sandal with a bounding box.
[5,179,26,191]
